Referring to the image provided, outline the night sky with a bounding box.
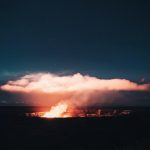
[0,0,150,80]
[0,0,150,106]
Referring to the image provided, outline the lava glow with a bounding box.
[25,103,131,118]
[42,103,70,118]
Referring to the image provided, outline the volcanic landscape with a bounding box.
[1,106,150,150]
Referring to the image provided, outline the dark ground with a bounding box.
[0,107,150,150]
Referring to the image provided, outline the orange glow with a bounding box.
[25,108,131,118]
[1,73,150,107]
[42,103,70,118]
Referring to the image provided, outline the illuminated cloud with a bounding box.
[1,73,150,92]
[1,73,150,106]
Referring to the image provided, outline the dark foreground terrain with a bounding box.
[0,107,150,150]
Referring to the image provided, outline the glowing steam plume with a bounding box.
[1,73,150,92]
[1,73,150,106]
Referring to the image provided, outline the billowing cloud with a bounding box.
[1,73,150,92]
[1,73,150,106]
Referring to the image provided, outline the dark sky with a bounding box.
[0,0,150,80]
